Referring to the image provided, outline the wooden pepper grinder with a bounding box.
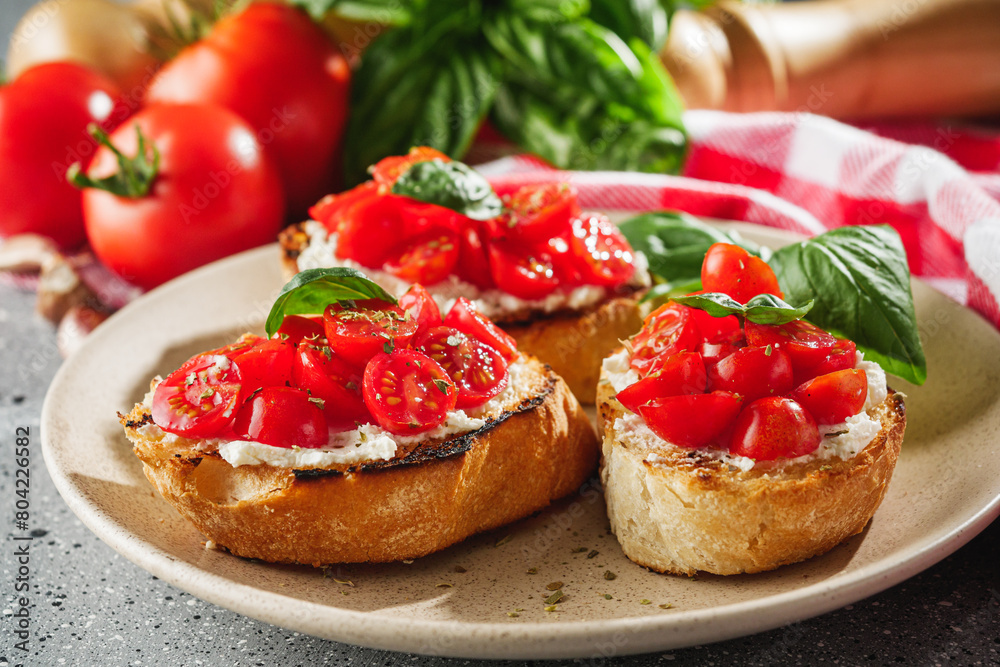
[661,0,1000,118]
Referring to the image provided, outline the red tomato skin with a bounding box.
[275,315,326,344]
[708,345,795,403]
[322,303,418,368]
[82,104,284,290]
[0,62,128,249]
[616,352,707,414]
[700,331,746,368]
[745,320,840,379]
[791,369,868,425]
[398,284,442,334]
[443,297,518,362]
[487,240,560,300]
[362,349,458,435]
[566,214,636,288]
[701,243,783,304]
[492,183,580,244]
[147,2,351,213]
[232,338,295,393]
[309,182,377,232]
[293,345,370,431]
[728,397,821,460]
[630,303,703,375]
[797,338,858,384]
[689,309,741,344]
[151,353,243,438]
[233,386,327,449]
[638,391,743,449]
[334,192,407,268]
[382,230,459,285]
[455,225,496,290]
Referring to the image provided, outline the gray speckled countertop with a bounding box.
[2,1,999,662]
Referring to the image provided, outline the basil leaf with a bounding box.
[343,11,499,184]
[768,225,927,385]
[290,0,414,23]
[589,0,668,49]
[265,268,397,337]
[391,159,503,220]
[673,292,814,325]
[486,15,686,174]
[619,211,761,283]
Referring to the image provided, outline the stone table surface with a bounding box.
[1,1,999,664]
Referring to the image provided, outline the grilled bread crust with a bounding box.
[279,223,643,404]
[123,356,599,565]
[596,370,906,576]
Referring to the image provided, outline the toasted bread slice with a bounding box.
[123,356,598,565]
[279,222,644,403]
[596,369,906,576]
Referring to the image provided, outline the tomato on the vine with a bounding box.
[415,327,509,408]
[701,243,783,304]
[233,386,327,449]
[791,369,868,425]
[323,302,418,367]
[728,397,820,460]
[151,353,243,438]
[443,298,518,362]
[362,349,457,435]
[630,302,702,374]
[147,2,351,213]
[638,391,743,449]
[0,61,127,249]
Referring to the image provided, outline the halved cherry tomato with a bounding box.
[334,193,407,268]
[275,315,326,345]
[798,338,857,384]
[630,302,702,375]
[443,297,518,362]
[791,369,868,425]
[492,184,580,243]
[151,353,243,438]
[728,397,820,460]
[567,214,635,287]
[616,351,707,414]
[362,349,457,435]
[708,345,795,403]
[293,345,371,431]
[487,241,560,300]
[455,225,495,290]
[398,284,442,334]
[233,386,327,449]
[701,243,783,304]
[371,147,450,190]
[415,327,509,409]
[638,391,743,449]
[323,303,418,367]
[383,230,459,285]
[745,320,839,379]
[232,338,295,394]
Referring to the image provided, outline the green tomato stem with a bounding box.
[67,123,160,199]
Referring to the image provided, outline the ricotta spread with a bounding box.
[295,220,651,320]
[603,348,890,471]
[140,357,533,470]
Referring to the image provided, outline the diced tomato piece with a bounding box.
[700,330,745,367]
[745,320,839,379]
[233,386,327,449]
[323,302,418,368]
[791,369,868,425]
[566,214,635,287]
[701,243,783,304]
[443,297,518,362]
[689,309,741,344]
[728,397,820,460]
[293,345,371,431]
[487,240,560,300]
[616,352,707,413]
[415,327,509,409]
[232,338,296,394]
[630,302,702,375]
[398,284,442,334]
[371,146,450,190]
[382,230,459,286]
[308,182,378,232]
[708,345,795,403]
[455,225,495,290]
[334,193,408,268]
[362,349,457,435]
[275,315,326,345]
[797,338,858,384]
[151,353,243,438]
[638,391,743,449]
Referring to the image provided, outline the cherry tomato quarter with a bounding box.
[293,345,371,431]
[567,214,635,287]
[232,338,295,394]
[638,391,743,449]
[398,284,442,333]
[616,351,707,414]
[791,369,868,425]
[745,320,839,379]
[233,386,327,449]
[630,302,702,375]
[728,397,821,460]
[488,240,560,300]
[443,297,518,362]
[275,315,326,345]
[708,345,795,403]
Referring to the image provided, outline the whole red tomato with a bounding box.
[146,2,350,214]
[0,62,128,249]
[78,104,285,290]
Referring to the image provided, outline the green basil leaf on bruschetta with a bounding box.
[619,211,763,284]
[672,292,815,325]
[768,225,927,385]
[391,160,503,220]
[265,268,397,337]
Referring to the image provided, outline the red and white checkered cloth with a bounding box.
[477,110,1000,329]
[6,110,1000,330]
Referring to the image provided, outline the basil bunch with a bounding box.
[298,0,688,184]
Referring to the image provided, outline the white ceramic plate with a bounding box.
[42,224,1000,659]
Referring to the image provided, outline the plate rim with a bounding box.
[41,229,1000,659]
